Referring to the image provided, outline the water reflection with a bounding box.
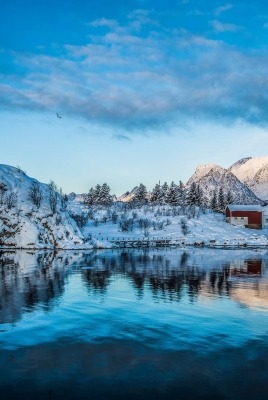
[0,251,70,324]
[1,249,268,399]
[1,249,268,326]
[81,250,267,305]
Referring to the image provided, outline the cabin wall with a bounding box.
[226,208,263,229]
[230,216,248,226]
[231,211,262,225]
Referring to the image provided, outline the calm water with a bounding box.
[0,248,268,399]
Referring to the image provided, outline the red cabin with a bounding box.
[226,205,263,229]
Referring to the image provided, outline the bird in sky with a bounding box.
[57,113,62,119]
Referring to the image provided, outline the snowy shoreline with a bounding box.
[1,241,268,251]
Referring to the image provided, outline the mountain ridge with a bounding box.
[186,163,262,205]
[229,155,268,201]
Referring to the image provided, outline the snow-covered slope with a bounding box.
[76,205,268,248]
[0,165,85,249]
[187,163,262,205]
[229,155,268,201]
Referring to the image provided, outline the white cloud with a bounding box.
[214,3,234,16]
[210,20,240,32]
[1,11,268,133]
[88,18,118,29]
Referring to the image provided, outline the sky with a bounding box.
[1,0,268,195]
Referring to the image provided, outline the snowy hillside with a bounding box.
[0,165,85,249]
[186,164,262,205]
[229,155,268,201]
[67,201,268,248]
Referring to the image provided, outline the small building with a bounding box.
[225,205,267,229]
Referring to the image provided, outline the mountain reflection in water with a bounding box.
[0,249,268,399]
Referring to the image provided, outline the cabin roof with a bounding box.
[226,204,263,212]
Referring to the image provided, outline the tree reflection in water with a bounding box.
[0,249,267,325]
[0,249,267,400]
[0,251,69,324]
[81,249,266,303]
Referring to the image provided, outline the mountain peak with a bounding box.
[229,155,268,201]
[229,157,252,171]
[187,162,262,205]
[195,163,222,172]
[118,186,139,202]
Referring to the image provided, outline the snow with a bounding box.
[187,163,262,205]
[0,164,88,249]
[68,200,268,248]
[192,163,220,177]
[229,155,268,200]
[227,205,263,211]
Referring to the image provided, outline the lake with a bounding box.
[0,248,268,399]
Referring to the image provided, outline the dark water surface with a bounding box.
[0,248,268,399]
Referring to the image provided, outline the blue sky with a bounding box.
[1,0,268,195]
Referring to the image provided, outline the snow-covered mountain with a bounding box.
[0,165,85,248]
[229,155,268,201]
[117,186,139,202]
[187,163,262,205]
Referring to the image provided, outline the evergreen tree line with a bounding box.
[132,182,234,211]
[210,187,234,213]
[84,183,113,206]
[84,181,235,212]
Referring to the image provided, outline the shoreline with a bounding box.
[1,242,268,251]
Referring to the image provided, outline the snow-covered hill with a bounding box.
[187,163,262,205]
[0,165,85,249]
[229,155,268,201]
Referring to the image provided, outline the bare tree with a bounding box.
[48,180,59,214]
[0,182,8,206]
[58,187,67,211]
[6,192,18,209]
[180,218,189,235]
[28,181,43,208]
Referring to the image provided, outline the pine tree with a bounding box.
[99,183,113,206]
[226,190,234,205]
[186,182,198,205]
[177,181,185,206]
[210,190,218,211]
[94,184,102,204]
[150,183,162,205]
[84,187,95,206]
[218,187,225,212]
[166,181,179,206]
[196,184,203,207]
[161,182,169,205]
[134,183,148,206]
